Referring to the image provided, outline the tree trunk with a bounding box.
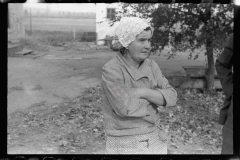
[205,39,216,94]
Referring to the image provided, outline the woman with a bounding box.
[101,17,177,154]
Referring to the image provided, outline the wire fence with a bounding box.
[24,29,97,46]
[23,16,97,44]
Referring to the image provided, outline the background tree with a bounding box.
[110,3,233,93]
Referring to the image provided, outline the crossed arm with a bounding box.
[129,87,166,107]
[101,61,177,117]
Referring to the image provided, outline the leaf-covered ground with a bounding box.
[8,77,224,154]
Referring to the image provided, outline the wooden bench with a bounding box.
[181,65,222,89]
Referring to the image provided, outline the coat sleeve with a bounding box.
[215,33,233,125]
[151,60,178,107]
[101,64,150,117]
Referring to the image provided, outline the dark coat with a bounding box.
[215,33,233,125]
[215,33,233,154]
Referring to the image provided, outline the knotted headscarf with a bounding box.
[112,17,152,49]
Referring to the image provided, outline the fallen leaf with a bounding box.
[170,144,179,149]
[192,132,197,137]
[185,137,193,144]
[52,104,58,108]
[195,147,203,151]
[59,140,68,146]
[44,147,54,151]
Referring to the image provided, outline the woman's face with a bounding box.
[126,30,152,67]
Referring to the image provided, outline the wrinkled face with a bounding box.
[126,30,152,67]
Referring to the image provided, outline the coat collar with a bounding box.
[116,52,151,81]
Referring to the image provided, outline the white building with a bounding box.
[96,3,122,45]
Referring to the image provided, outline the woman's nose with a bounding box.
[145,40,151,49]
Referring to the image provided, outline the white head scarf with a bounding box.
[113,17,152,48]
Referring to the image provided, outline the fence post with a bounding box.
[86,32,88,42]
[30,8,32,35]
[95,32,98,45]
[73,28,76,41]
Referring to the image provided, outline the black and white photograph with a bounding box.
[7,3,233,154]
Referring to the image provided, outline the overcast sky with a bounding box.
[23,3,96,13]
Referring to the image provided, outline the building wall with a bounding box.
[8,4,25,43]
[96,3,121,45]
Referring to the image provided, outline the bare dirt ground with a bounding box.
[8,46,113,114]
[7,42,223,154]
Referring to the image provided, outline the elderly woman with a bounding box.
[101,17,177,154]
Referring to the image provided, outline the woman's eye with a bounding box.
[139,39,151,42]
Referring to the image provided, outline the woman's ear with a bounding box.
[150,26,154,33]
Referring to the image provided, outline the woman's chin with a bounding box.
[140,53,149,59]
